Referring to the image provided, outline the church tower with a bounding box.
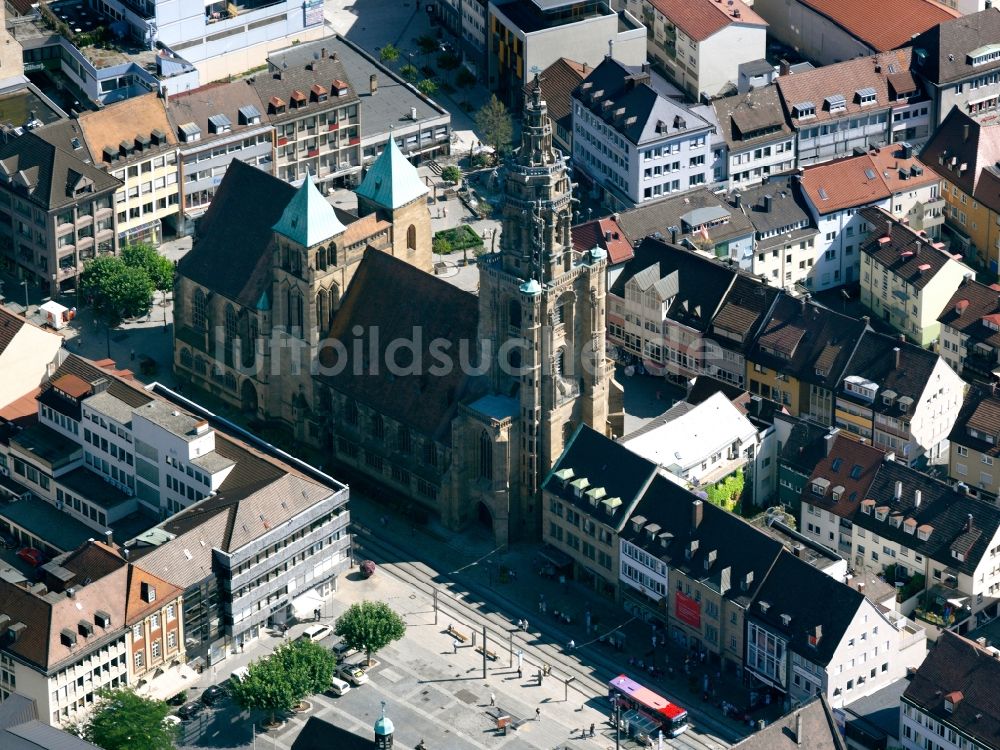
[355,137,433,274]
[476,74,611,540]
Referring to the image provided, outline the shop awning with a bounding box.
[538,544,574,569]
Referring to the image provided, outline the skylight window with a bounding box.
[864,168,877,180]
[818,187,829,200]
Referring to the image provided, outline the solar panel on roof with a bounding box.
[864,168,877,180]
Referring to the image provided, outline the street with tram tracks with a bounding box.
[353,520,743,750]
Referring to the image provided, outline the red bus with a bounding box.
[608,674,690,738]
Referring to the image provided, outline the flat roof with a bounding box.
[0,85,62,129]
[58,467,134,510]
[85,390,135,426]
[132,399,206,441]
[11,424,81,468]
[0,496,98,552]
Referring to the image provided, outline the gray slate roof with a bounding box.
[0,132,120,211]
[911,8,1000,84]
[0,693,102,750]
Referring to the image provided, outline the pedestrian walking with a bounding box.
[490,692,495,707]
[535,707,540,721]
[517,667,522,679]
[516,618,524,630]
[568,639,575,650]
[523,619,529,631]
[453,640,458,654]
[590,723,595,737]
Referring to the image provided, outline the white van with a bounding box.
[329,676,351,697]
[299,624,333,642]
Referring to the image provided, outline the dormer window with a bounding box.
[208,113,232,135]
[238,105,262,126]
[917,524,933,541]
[856,88,877,105]
[831,485,844,501]
[861,501,873,515]
[875,507,888,521]
[825,94,846,112]
[310,83,328,102]
[178,122,202,143]
[333,79,349,96]
[812,478,830,496]
[141,582,156,603]
[269,96,286,114]
[794,101,816,119]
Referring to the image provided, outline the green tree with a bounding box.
[400,63,419,83]
[440,165,463,184]
[379,43,399,64]
[705,469,745,512]
[121,243,174,292]
[432,236,453,255]
[417,78,437,96]
[416,35,438,54]
[334,601,406,665]
[475,95,513,158]
[437,51,460,70]
[275,639,336,700]
[79,689,177,750]
[80,255,154,325]
[230,655,297,725]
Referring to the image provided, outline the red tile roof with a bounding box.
[803,434,885,520]
[795,0,958,52]
[51,373,91,399]
[572,217,635,265]
[800,144,939,215]
[648,0,766,43]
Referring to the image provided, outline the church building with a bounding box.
[173,80,618,544]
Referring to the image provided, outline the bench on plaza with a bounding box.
[446,624,469,643]
[475,645,499,662]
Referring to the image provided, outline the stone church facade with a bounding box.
[174,84,617,544]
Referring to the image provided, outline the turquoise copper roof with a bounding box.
[374,715,394,735]
[272,171,346,247]
[356,137,428,209]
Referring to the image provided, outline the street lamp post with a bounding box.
[21,280,28,312]
[614,699,621,750]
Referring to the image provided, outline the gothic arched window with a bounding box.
[406,224,417,251]
[316,289,329,334]
[193,289,207,330]
[317,246,327,271]
[373,413,384,441]
[479,430,493,481]
[224,304,237,342]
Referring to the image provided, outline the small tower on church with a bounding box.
[374,701,394,749]
[356,137,432,273]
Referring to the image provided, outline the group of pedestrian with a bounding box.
[516,618,529,631]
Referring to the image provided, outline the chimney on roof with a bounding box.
[966,513,974,532]
[915,490,922,508]
[825,432,836,456]
[963,124,970,142]
[796,712,803,746]
[605,230,613,242]
[886,220,893,239]
[733,192,741,208]
[320,47,326,59]
[670,226,678,244]
[692,499,703,528]
[370,74,378,96]
[779,59,791,76]
[894,346,901,368]
[104,529,113,547]
[763,194,772,212]
[895,480,903,500]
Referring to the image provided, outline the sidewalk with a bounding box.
[347,493,767,740]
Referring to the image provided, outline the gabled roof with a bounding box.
[532,58,591,137]
[616,188,755,247]
[272,171,347,247]
[920,107,1000,213]
[178,160,295,308]
[776,49,912,128]
[571,216,634,265]
[0,693,103,750]
[949,387,1000,458]
[544,425,659,531]
[166,78,270,146]
[839,330,942,417]
[748,550,865,667]
[938,275,1000,351]
[858,460,1000,575]
[738,176,817,250]
[748,296,867,389]
[858,207,963,290]
[625,474,784,606]
[800,144,938,215]
[791,0,957,53]
[76,92,176,163]
[610,238,738,334]
[647,0,766,43]
[316,248,485,443]
[903,631,1000,749]
[250,56,358,124]
[0,132,121,211]
[355,136,428,209]
[572,58,712,145]
[712,85,791,150]
[802,433,885,519]
[709,273,781,353]
[124,565,182,626]
[910,8,1000,85]
[732,696,846,750]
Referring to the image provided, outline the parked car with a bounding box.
[17,547,44,567]
[337,663,369,686]
[0,531,16,550]
[331,640,353,660]
[299,624,333,642]
[201,683,228,705]
[329,676,351,697]
[177,702,202,720]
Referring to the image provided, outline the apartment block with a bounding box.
[712,85,796,191]
[948,387,1000,501]
[938,276,1000,380]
